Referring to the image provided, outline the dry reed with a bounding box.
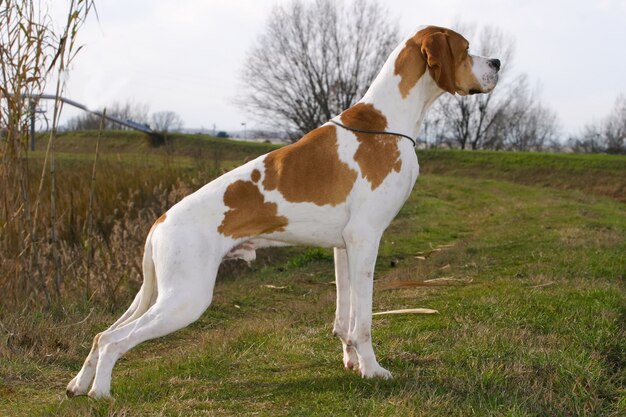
[0,0,99,310]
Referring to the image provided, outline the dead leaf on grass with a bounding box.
[424,277,473,284]
[373,308,439,316]
[378,280,449,290]
[528,281,555,289]
[436,244,456,249]
[415,243,457,258]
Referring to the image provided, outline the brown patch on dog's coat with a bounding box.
[394,38,427,98]
[263,125,357,206]
[251,169,261,183]
[218,180,288,239]
[340,103,402,190]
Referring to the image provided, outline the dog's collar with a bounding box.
[330,119,416,147]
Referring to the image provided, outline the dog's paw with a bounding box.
[343,345,359,370]
[360,363,392,380]
[87,387,111,399]
[66,377,89,398]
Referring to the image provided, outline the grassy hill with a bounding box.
[35,130,626,201]
[1,131,624,416]
[35,130,278,168]
[419,149,626,203]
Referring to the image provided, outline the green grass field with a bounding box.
[1,132,624,416]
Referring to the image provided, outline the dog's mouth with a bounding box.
[468,89,482,95]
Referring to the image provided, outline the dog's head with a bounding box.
[395,26,500,97]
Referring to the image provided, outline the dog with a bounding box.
[67,25,499,398]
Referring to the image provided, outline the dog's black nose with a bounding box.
[489,59,501,71]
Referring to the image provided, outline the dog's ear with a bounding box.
[421,32,456,94]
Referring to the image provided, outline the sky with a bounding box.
[48,0,626,137]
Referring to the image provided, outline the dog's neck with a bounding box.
[356,42,444,140]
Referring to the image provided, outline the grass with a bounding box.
[418,149,626,202]
[1,132,625,416]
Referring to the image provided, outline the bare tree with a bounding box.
[571,94,626,154]
[484,76,560,151]
[151,111,183,133]
[237,0,399,140]
[65,112,102,130]
[108,100,150,130]
[65,100,151,131]
[603,94,626,153]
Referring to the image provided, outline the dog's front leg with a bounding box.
[332,247,359,370]
[343,228,392,379]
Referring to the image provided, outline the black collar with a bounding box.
[330,119,416,147]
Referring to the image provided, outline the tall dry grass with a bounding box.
[0,0,109,310]
[0,143,222,310]
[0,133,226,365]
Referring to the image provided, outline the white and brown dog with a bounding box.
[67,25,499,398]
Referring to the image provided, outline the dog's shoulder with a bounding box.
[339,103,403,190]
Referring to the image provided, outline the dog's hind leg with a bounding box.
[88,280,215,398]
[67,231,160,397]
[332,247,359,370]
[87,232,219,398]
[66,292,142,397]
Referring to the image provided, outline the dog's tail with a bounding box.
[116,221,160,328]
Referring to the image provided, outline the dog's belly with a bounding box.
[262,224,345,248]
[260,201,349,247]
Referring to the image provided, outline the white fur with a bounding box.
[471,54,499,92]
[67,27,499,398]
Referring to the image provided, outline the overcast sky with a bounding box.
[50,0,626,137]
